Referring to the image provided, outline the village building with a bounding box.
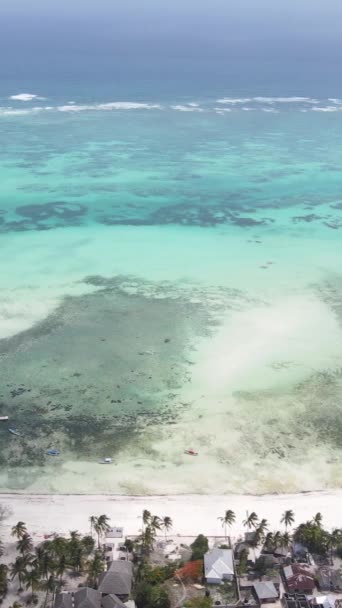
[204,548,235,584]
[282,593,311,608]
[316,567,342,592]
[283,564,315,594]
[98,560,133,600]
[55,589,102,608]
[253,581,279,604]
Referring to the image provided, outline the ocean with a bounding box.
[1,30,342,494]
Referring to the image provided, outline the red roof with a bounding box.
[284,564,315,593]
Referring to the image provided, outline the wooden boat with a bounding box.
[8,428,21,436]
[99,458,112,464]
[0,416,8,421]
[46,449,60,456]
[184,449,198,456]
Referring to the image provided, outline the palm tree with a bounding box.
[0,564,8,600]
[273,531,282,548]
[162,516,173,541]
[243,512,259,530]
[218,510,236,541]
[281,532,291,548]
[257,519,269,538]
[150,515,162,532]
[16,534,33,555]
[41,575,57,608]
[23,568,41,600]
[312,512,323,527]
[55,554,67,584]
[11,522,27,540]
[89,515,97,538]
[281,510,295,531]
[327,529,342,565]
[93,515,110,548]
[141,525,156,554]
[81,535,96,555]
[32,546,53,580]
[142,509,151,531]
[10,556,32,591]
[50,536,68,559]
[87,551,104,587]
[264,532,274,551]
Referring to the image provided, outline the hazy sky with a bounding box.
[3,0,342,40]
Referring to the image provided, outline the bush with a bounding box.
[176,560,203,582]
[185,599,212,608]
[135,582,170,608]
[138,564,176,585]
[191,535,209,561]
[124,539,134,552]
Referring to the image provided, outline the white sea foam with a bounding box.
[170,104,204,112]
[311,106,339,112]
[213,107,231,113]
[9,93,46,101]
[58,101,162,112]
[254,96,318,104]
[262,107,280,113]
[328,98,342,104]
[216,97,252,104]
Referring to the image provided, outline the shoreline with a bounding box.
[1,490,342,543]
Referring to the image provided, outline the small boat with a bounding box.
[99,458,112,464]
[46,449,60,456]
[0,416,8,421]
[8,428,21,436]
[184,449,198,456]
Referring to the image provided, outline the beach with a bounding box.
[1,491,342,543]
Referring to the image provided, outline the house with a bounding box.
[273,546,290,559]
[310,595,335,608]
[98,561,133,600]
[55,594,73,608]
[282,593,311,608]
[292,544,309,563]
[101,595,127,608]
[74,588,102,608]
[204,548,235,584]
[316,568,342,592]
[55,589,101,608]
[253,582,279,604]
[283,565,315,594]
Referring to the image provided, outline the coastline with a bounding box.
[1,490,342,542]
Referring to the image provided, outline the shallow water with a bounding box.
[1,95,342,493]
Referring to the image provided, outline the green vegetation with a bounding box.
[185,598,212,608]
[0,563,8,600]
[190,535,209,561]
[135,581,170,608]
[218,509,236,541]
[137,564,176,585]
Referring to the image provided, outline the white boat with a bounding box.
[0,416,8,421]
[99,458,112,464]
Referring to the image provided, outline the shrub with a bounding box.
[190,535,209,561]
[135,582,170,608]
[176,560,203,583]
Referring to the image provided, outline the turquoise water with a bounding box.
[1,94,342,493]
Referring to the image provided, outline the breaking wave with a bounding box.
[1,95,342,119]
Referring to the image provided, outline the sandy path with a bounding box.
[1,491,342,542]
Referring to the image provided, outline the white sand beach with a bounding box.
[1,491,342,543]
